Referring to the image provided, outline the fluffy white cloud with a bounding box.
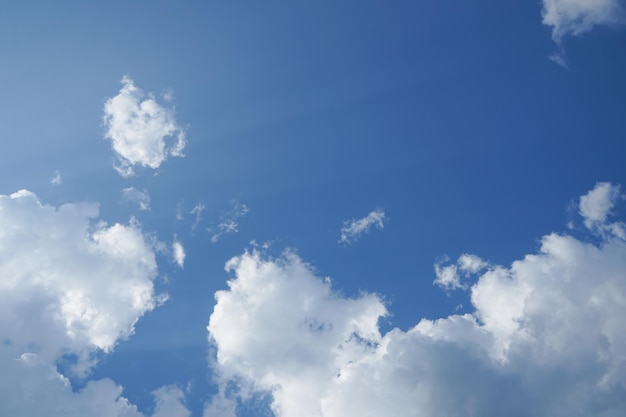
[122,187,152,211]
[172,238,186,268]
[207,184,626,417]
[541,0,625,43]
[207,250,386,417]
[338,209,386,244]
[210,201,249,243]
[434,254,488,290]
[103,76,186,177]
[579,181,625,237]
[0,190,189,416]
[0,190,162,360]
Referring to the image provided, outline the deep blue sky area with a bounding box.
[1,2,625,417]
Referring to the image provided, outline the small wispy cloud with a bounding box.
[50,170,62,186]
[339,209,386,244]
[190,203,205,231]
[103,76,187,177]
[176,202,184,221]
[548,51,569,69]
[172,237,185,269]
[210,201,249,243]
[122,187,151,211]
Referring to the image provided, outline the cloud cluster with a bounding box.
[103,76,186,177]
[207,184,626,417]
[338,209,386,244]
[0,190,189,416]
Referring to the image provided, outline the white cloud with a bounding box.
[549,51,570,68]
[51,170,62,185]
[434,254,488,290]
[210,220,237,243]
[433,262,462,290]
[541,0,625,67]
[458,253,488,273]
[176,202,185,221]
[103,76,186,177]
[210,201,249,243]
[0,350,142,417]
[152,386,192,417]
[122,186,152,210]
[339,209,386,244]
[203,391,237,417]
[0,190,162,360]
[190,203,205,230]
[207,183,626,417]
[541,0,625,43]
[207,250,386,417]
[0,190,189,416]
[0,348,190,417]
[579,182,625,237]
[172,238,186,268]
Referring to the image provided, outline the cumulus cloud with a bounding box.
[210,201,250,243]
[207,183,626,417]
[172,238,186,268]
[579,181,625,237]
[0,190,189,416]
[207,250,386,417]
[434,254,488,290]
[122,186,152,210]
[103,76,186,177]
[0,190,162,360]
[338,209,386,244]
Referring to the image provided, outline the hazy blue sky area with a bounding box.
[1,2,626,416]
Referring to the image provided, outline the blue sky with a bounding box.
[1,1,626,416]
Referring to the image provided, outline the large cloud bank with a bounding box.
[103,76,186,177]
[207,182,626,417]
[0,190,189,416]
